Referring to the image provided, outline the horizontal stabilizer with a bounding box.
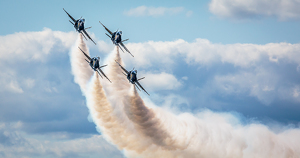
[105,33,111,38]
[122,39,129,42]
[85,26,92,30]
[85,59,89,63]
[69,20,74,25]
[99,65,107,69]
[138,77,145,81]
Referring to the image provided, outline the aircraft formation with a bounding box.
[64,8,149,95]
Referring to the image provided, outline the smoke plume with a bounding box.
[69,34,93,96]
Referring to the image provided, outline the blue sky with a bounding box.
[1,0,300,44]
[1,0,300,157]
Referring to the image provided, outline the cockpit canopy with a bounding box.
[117,31,122,36]
[80,19,85,23]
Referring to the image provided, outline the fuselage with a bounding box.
[89,57,100,71]
[127,70,137,84]
[111,31,122,45]
[74,19,85,32]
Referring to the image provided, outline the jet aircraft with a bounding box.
[63,8,96,45]
[99,21,134,57]
[115,60,149,95]
[78,47,111,82]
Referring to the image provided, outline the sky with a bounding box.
[1,0,300,157]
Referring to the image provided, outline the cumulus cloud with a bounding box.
[122,39,300,105]
[125,39,300,68]
[0,28,107,136]
[213,69,279,105]
[2,28,300,157]
[0,28,77,62]
[0,122,122,158]
[142,72,182,91]
[124,6,192,17]
[209,0,300,20]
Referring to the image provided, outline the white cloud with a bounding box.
[0,28,77,62]
[209,0,300,21]
[213,69,279,105]
[186,11,193,17]
[124,6,190,17]
[122,39,300,104]
[142,72,182,91]
[0,122,122,158]
[23,78,35,89]
[125,39,300,68]
[0,28,78,94]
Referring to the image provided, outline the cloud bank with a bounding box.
[2,28,300,157]
[69,38,300,157]
[70,36,300,158]
[122,39,300,105]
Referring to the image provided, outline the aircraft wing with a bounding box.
[78,47,91,61]
[82,29,96,45]
[99,21,113,35]
[97,68,112,83]
[119,42,134,57]
[135,81,150,96]
[115,60,129,74]
[63,8,76,22]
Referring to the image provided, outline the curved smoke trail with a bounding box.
[85,48,182,157]
[123,85,300,157]
[85,48,156,154]
[69,34,93,96]
[125,85,189,150]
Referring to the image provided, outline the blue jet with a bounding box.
[78,47,111,83]
[115,60,149,95]
[99,21,134,57]
[63,8,96,45]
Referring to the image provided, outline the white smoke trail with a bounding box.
[123,84,300,157]
[86,48,183,158]
[125,85,188,150]
[85,48,154,153]
[69,34,93,96]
